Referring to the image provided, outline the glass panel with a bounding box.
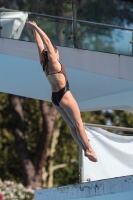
[0,11,73,48]
[78,23,133,56]
[77,0,133,56]
[0,10,133,56]
[77,0,133,27]
[0,0,72,18]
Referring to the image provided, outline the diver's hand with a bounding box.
[26,21,37,29]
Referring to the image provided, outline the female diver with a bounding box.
[26,21,98,162]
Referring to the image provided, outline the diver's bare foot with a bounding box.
[84,148,98,162]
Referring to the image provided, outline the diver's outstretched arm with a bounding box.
[33,29,44,65]
[26,21,57,62]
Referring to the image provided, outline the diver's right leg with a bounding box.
[59,91,98,162]
[53,103,86,151]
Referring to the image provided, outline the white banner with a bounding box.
[0,12,28,39]
[80,126,133,182]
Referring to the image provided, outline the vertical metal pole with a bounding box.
[72,0,78,48]
[132,31,133,56]
[0,12,1,37]
[130,31,133,56]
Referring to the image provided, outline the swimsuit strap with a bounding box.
[48,63,67,82]
[47,63,62,76]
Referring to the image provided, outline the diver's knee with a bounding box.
[75,121,83,130]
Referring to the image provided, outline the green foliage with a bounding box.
[0,93,22,183]
[77,0,133,25]
[81,110,107,125]
[53,117,79,186]
[22,98,43,153]
[105,110,133,135]
[22,0,72,17]
[0,94,43,183]
[0,93,12,128]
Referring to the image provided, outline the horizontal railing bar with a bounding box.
[0,8,133,32]
[0,8,72,22]
[84,123,133,132]
[77,19,133,32]
[28,12,72,22]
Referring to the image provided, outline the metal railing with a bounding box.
[84,123,133,132]
[0,7,133,51]
[1,8,133,31]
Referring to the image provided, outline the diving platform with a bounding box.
[35,175,133,200]
[0,37,133,111]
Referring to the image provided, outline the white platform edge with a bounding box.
[1,37,133,81]
[34,175,133,200]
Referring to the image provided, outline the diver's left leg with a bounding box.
[53,103,86,151]
[59,91,98,162]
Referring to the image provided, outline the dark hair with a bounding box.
[44,44,58,53]
[42,45,58,71]
[42,51,48,71]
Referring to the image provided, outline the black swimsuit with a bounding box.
[42,51,69,106]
